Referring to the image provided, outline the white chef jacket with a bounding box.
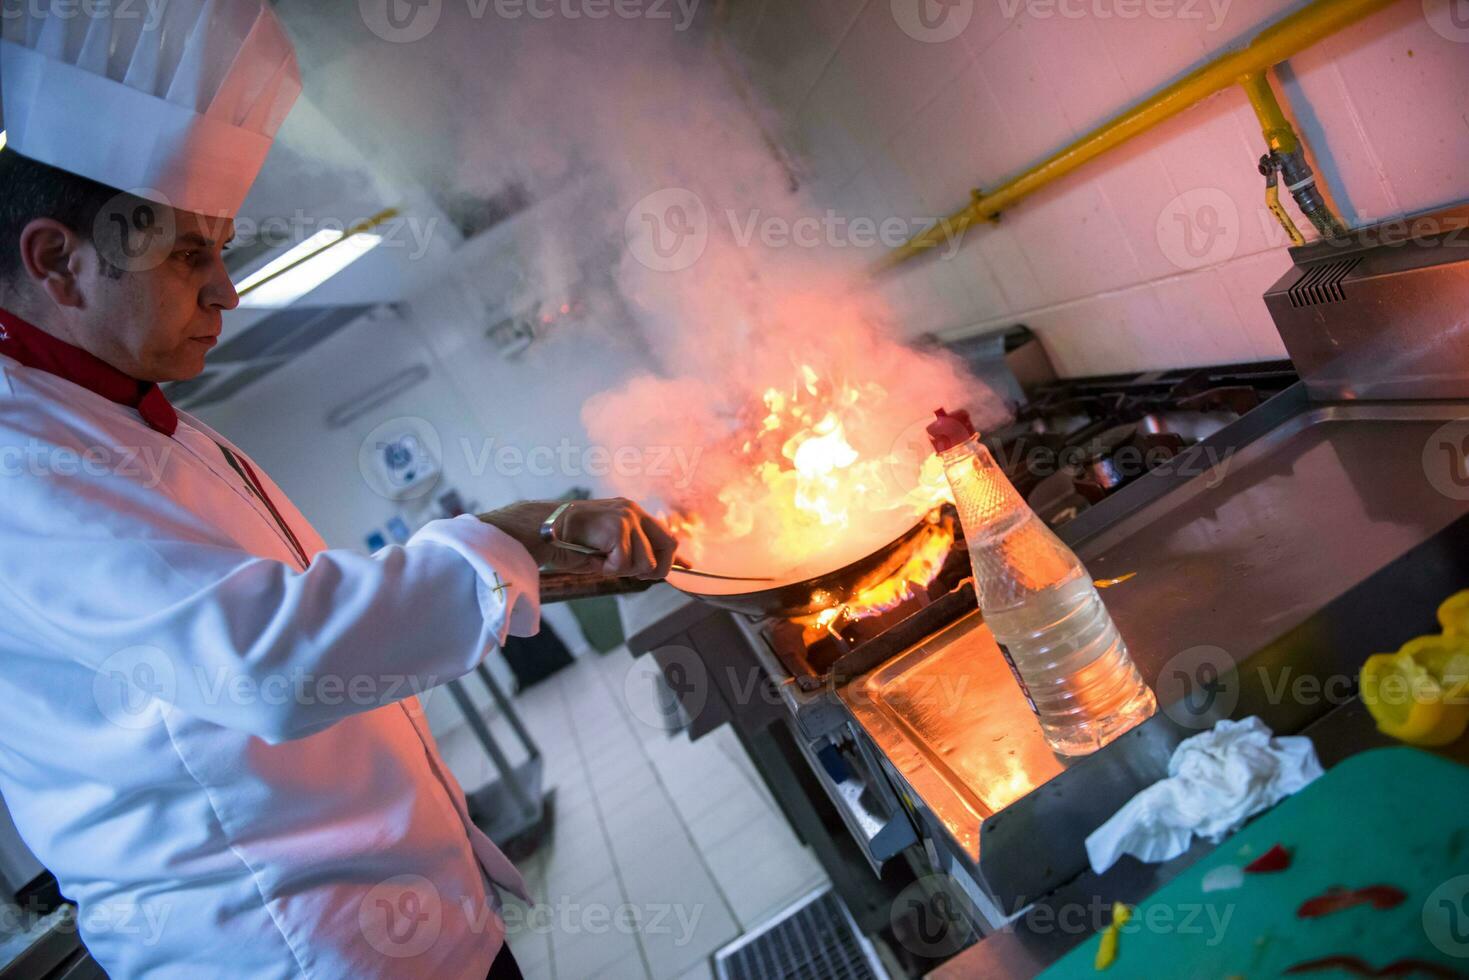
[0,316,541,979]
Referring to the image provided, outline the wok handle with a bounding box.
[539,571,659,603]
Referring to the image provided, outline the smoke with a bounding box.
[293,4,1009,572]
[491,12,1006,571]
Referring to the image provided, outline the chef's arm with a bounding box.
[2,490,672,743]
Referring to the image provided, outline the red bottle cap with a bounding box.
[927,408,976,453]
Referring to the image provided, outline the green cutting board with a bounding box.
[1040,748,1469,979]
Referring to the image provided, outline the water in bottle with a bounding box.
[928,408,1156,756]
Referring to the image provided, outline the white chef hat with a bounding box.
[0,0,301,218]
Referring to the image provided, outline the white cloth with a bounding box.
[1085,717,1323,875]
[0,354,542,979]
[0,0,301,217]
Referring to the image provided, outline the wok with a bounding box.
[539,510,950,619]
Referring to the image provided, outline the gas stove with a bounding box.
[624,202,1469,976]
[988,360,1297,527]
[751,358,1300,701]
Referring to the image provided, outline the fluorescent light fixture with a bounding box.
[236,229,383,308]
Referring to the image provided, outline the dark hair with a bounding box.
[0,148,128,282]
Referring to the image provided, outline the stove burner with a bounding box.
[764,542,973,690]
[991,364,1293,528]
[757,360,1297,690]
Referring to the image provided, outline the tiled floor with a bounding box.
[445,646,829,980]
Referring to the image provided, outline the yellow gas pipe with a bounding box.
[1244,71,1307,246]
[1241,71,1299,156]
[877,0,1395,272]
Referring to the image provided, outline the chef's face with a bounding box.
[79,208,240,383]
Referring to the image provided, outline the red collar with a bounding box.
[0,307,178,437]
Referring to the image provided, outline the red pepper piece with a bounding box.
[1244,844,1292,873]
[1378,960,1466,979]
[1286,956,1376,976]
[1359,885,1410,909]
[1297,884,1408,919]
[1285,955,1463,978]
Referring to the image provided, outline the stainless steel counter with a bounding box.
[1075,399,1469,668]
[836,387,1469,972]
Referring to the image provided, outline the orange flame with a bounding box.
[667,363,952,576]
[796,515,956,630]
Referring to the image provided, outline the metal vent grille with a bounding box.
[715,888,887,980]
[1287,257,1361,307]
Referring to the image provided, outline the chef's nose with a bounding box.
[202,256,240,312]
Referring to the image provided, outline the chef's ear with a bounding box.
[17,218,87,310]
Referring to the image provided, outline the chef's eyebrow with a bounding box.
[175,231,236,251]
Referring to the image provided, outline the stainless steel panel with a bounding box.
[842,617,1064,863]
[1078,402,1469,669]
[841,399,1469,906]
[1264,202,1469,401]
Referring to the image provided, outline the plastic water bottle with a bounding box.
[928,408,1156,757]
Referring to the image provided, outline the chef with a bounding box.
[0,2,677,978]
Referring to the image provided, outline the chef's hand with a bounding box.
[478,499,679,580]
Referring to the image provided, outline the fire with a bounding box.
[796,515,957,631]
[664,362,953,575]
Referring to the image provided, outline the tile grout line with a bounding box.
[555,660,656,980]
[588,651,747,941]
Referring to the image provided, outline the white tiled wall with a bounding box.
[727,0,1469,376]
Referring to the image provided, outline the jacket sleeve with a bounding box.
[0,462,542,743]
